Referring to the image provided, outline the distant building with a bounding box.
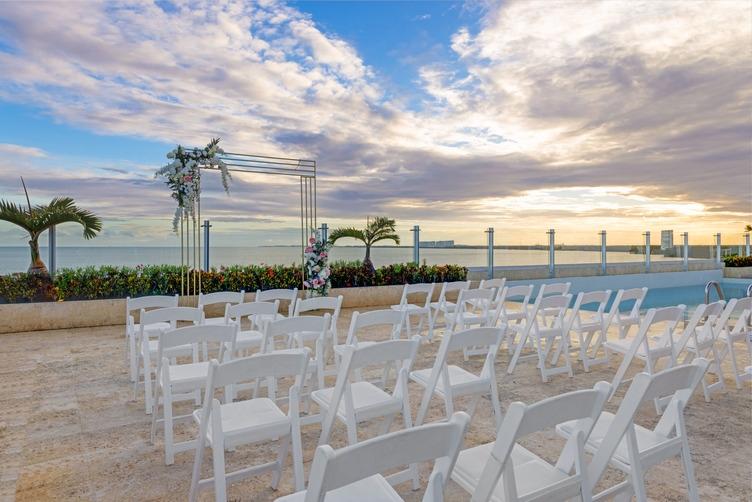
[661,230,674,250]
[419,240,455,248]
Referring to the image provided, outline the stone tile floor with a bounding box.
[0,307,750,501]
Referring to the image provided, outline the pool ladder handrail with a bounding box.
[704,281,724,303]
[746,284,752,297]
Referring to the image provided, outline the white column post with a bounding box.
[644,231,651,273]
[681,232,689,271]
[486,227,494,279]
[547,229,555,278]
[411,225,420,264]
[715,233,722,265]
[599,230,607,275]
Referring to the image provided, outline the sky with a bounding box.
[0,0,750,248]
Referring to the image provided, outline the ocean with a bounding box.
[0,246,684,274]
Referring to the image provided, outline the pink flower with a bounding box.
[305,246,313,253]
[309,237,316,244]
[320,252,328,258]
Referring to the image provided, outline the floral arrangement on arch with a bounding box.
[304,230,331,296]
[155,138,231,232]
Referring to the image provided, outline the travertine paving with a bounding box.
[0,307,749,501]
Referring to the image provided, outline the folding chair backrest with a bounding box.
[537,282,571,299]
[209,350,310,389]
[225,300,279,323]
[294,295,343,316]
[127,295,178,321]
[455,288,495,321]
[345,337,421,371]
[256,288,298,315]
[444,326,502,353]
[141,306,202,330]
[346,309,405,345]
[493,284,534,322]
[305,412,471,502]
[608,287,648,321]
[400,283,435,306]
[504,284,534,303]
[577,290,611,312]
[531,294,571,320]
[472,381,611,502]
[674,301,724,355]
[198,291,245,308]
[479,278,505,291]
[263,314,330,352]
[160,324,237,351]
[438,281,471,302]
[588,359,709,484]
[722,297,752,334]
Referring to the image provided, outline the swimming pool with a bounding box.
[600,280,750,312]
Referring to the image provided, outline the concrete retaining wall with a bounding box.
[723,267,752,279]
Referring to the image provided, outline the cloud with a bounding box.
[0,0,749,245]
[0,143,47,158]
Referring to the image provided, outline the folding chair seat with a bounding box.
[714,297,752,388]
[564,290,612,372]
[332,309,406,379]
[605,288,648,340]
[255,287,299,324]
[223,300,279,356]
[294,295,344,367]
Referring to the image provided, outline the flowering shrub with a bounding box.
[303,231,331,296]
[723,255,752,267]
[0,262,467,303]
[154,138,231,232]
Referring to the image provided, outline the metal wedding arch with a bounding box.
[180,150,316,296]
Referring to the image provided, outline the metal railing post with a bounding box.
[681,232,689,271]
[745,232,750,257]
[48,225,56,278]
[547,229,555,278]
[486,227,494,279]
[599,230,607,275]
[202,220,211,271]
[644,231,651,273]
[320,222,328,243]
[715,233,722,264]
[411,225,420,264]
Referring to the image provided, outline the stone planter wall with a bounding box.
[723,266,752,279]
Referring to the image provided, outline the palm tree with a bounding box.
[328,216,400,270]
[0,178,102,276]
[746,224,751,233]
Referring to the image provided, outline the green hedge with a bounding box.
[723,255,752,268]
[0,262,467,303]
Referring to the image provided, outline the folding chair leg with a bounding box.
[381,413,396,436]
[346,418,358,445]
[489,385,503,430]
[507,332,529,374]
[443,394,455,419]
[727,340,742,389]
[466,395,481,421]
[680,435,700,502]
[212,443,227,502]
[163,387,175,465]
[189,436,205,502]
[291,424,305,491]
[271,434,290,490]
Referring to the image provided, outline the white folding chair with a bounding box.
[390,282,435,338]
[605,287,648,339]
[223,300,279,356]
[445,288,496,359]
[563,290,612,372]
[275,412,471,502]
[332,309,406,379]
[315,338,421,456]
[125,294,178,381]
[428,280,471,339]
[150,324,238,465]
[714,297,752,389]
[470,277,507,310]
[255,287,299,322]
[535,282,571,322]
[507,294,575,382]
[412,327,504,428]
[136,306,203,414]
[452,381,611,502]
[557,359,710,502]
[606,305,686,402]
[189,351,311,501]
[294,295,344,365]
[493,284,534,329]
[672,301,726,401]
[262,314,331,418]
[198,290,245,325]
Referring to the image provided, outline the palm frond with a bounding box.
[328,227,366,245]
[371,232,400,245]
[0,200,33,234]
[32,197,103,239]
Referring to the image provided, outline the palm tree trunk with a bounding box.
[28,236,48,276]
[363,244,375,273]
